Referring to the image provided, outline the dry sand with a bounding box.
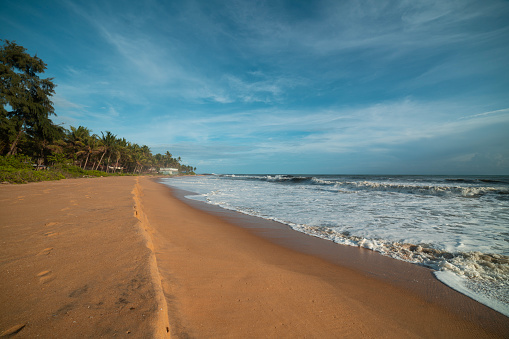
[1,176,508,338]
[0,177,168,338]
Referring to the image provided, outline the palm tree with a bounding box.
[127,143,142,174]
[164,151,172,167]
[135,145,152,173]
[112,137,127,173]
[82,134,100,170]
[94,131,116,171]
[66,126,91,167]
[153,153,163,169]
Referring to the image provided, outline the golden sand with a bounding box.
[1,176,507,338]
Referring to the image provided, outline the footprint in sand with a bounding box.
[69,285,89,298]
[37,247,53,256]
[44,231,59,237]
[0,323,26,336]
[37,270,55,284]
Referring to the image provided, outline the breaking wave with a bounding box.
[277,222,509,314]
[169,174,509,316]
[220,174,509,199]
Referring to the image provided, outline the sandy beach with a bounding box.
[0,177,168,338]
[1,176,508,338]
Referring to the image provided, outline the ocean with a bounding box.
[160,174,509,316]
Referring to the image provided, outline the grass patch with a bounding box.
[51,163,113,179]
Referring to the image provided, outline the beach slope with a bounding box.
[1,176,508,338]
[137,177,508,338]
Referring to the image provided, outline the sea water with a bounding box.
[160,174,509,316]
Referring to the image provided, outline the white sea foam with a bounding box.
[162,174,509,316]
[434,271,509,317]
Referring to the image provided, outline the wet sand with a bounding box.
[139,177,509,338]
[1,176,508,338]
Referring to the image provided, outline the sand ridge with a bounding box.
[132,178,171,337]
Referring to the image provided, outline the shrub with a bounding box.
[0,155,33,169]
[0,168,65,184]
[0,155,132,184]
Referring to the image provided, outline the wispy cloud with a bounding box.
[5,0,507,173]
[459,108,509,120]
[140,100,508,161]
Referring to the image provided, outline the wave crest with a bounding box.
[333,181,506,198]
[222,175,508,198]
[291,223,509,304]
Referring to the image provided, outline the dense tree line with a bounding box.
[1,40,195,174]
[58,126,195,174]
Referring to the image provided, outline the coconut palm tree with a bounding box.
[164,151,173,167]
[112,137,127,173]
[94,131,116,171]
[127,143,142,173]
[82,134,100,170]
[66,126,91,167]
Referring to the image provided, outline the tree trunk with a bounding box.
[7,124,25,156]
[95,151,106,171]
[83,153,90,170]
[114,156,120,173]
[106,155,111,173]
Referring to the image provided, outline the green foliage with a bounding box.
[0,154,32,169]
[50,163,109,178]
[0,168,65,183]
[0,155,62,183]
[47,153,70,165]
[1,40,59,155]
[0,155,113,184]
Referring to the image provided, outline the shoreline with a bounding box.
[140,177,509,337]
[1,176,508,338]
[167,184,509,324]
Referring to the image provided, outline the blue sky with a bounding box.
[2,0,509,174]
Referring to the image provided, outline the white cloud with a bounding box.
[459,108,509,120]
[53,95,86,110]
[140,100,509,163]
[39,0,508,174]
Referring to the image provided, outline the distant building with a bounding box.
[159,167,179,175]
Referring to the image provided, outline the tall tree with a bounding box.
[112,137,127,172]
[0,40,57,155]
[81,134,100,170]
[95,131,116,171]
[66,125,90,166]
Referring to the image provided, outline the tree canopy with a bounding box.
[0,40,60,156]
